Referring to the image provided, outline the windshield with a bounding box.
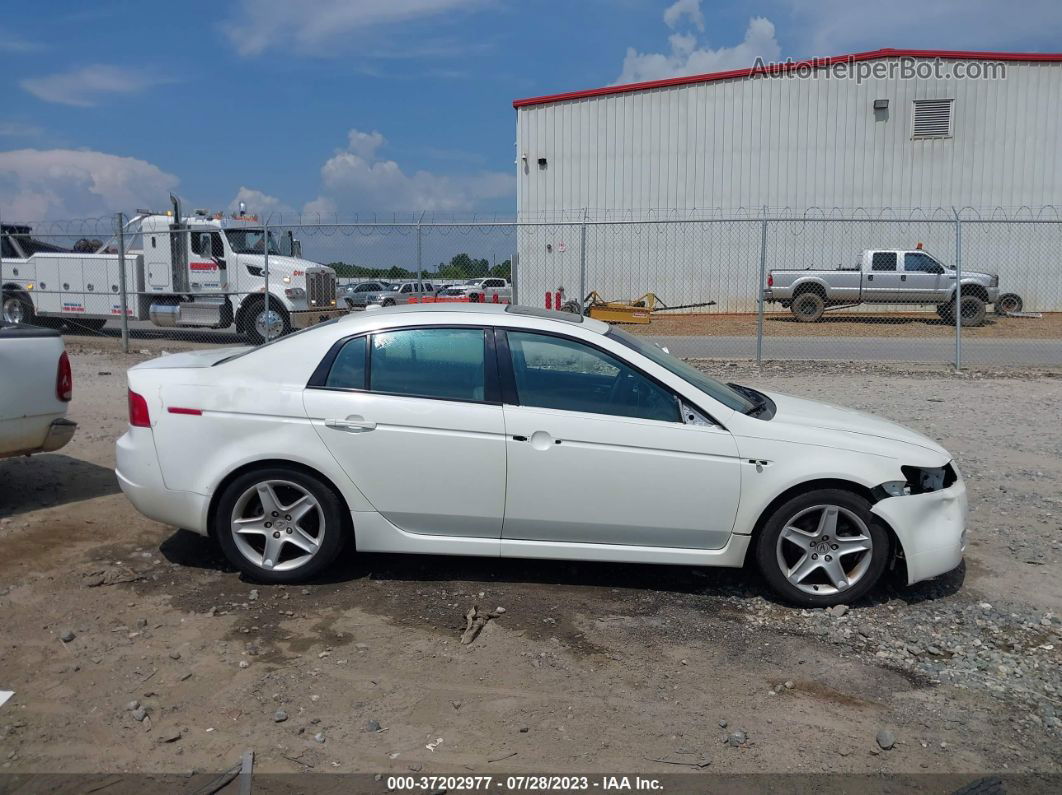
[606,327,755,413]
[224,229,282,255]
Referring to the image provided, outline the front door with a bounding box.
[902,252,946,301]
[499,330,741,549]
[303,326,506,538]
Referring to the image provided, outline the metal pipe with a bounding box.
[756,215,768,368]
[954,210,962,369]
[263,218,271,341]
[116,212,129,353]
[578,211,588,306]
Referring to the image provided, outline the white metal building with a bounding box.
[512,49,1062,311]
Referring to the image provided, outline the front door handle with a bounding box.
[900,275,907,281]
[867,275,874,281]
[325,417,377,432]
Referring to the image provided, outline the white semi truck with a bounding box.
[1,196,342,343]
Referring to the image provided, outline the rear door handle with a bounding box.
[900,275,907,281]
[325,417,377,432]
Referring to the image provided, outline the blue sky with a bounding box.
[2,0,1060,222]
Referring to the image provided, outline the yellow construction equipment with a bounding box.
[568,292,716,324]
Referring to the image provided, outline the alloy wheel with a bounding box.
[3,297,26,324]
[254,308,284,340]
[230,479,326,572]
[775,504,874,595]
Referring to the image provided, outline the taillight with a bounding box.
[767,273,774,287]
[128,389,151,427]
[56,352,72,402]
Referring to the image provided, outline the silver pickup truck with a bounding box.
[764,249,1001,326]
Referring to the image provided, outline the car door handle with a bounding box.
[867,275,874,281]
[512,435,528,442]
[900,275,907,281]
[325,418,377,432]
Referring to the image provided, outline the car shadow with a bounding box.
[156,527,965,610]
[768,314,992,328]
[0,454,121,518]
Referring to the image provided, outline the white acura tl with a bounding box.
[117,304,967,606]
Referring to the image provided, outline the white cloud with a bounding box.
[0,122,44,138]
[0,28,42,53]
[616,4,781,84]
[663,0,705,32]
[300,128,513,217]
[224,0,486,57]
[227,186,294,218]
[0,149,178,220]
[20,65,170,107]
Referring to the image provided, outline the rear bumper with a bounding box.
[115,428,210,535]
[291,309,346,329]
[871,477,968,585]
[41,418,77,453]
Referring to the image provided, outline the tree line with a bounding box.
[327,252,511,281]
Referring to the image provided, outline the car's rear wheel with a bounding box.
[755,488,889,607]
[790,292,825,322]
[215,468,347,583]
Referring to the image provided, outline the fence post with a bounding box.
[578,210,588,306]
[116,212,129,353]
[0,208,5,319]
[416,217,423,288]
[511,248,519,305]
[954,209,962,370]
[263,218,271,341]
[755,211,768,368]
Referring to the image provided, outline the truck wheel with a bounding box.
[2,291,35,325]
[995,293,1023,315]
[245,299,291,344]
[791,292,825,322]
[958,295,987,327]
[755,488,890,607]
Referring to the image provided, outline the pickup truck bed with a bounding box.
[0,323,76,458]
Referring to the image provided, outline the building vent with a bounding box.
[912,99,953,139]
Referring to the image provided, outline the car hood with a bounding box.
[759,390,948,457]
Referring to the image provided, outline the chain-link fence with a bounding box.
[2,208,1060,367]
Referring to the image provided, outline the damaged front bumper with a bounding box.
[871,475,968,585]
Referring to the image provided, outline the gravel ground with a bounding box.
[0,345,1059,779]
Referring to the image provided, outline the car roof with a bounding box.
[336,303,610,333]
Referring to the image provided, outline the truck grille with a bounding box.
[306,269,337,308]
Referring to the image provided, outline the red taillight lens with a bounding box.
[767,273,774,287]
[56,351,72,402]
[128,389,151,427]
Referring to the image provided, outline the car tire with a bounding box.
[994,293,1023,315]
[755,488,890,607]
[382,298,396,307]
[790,292,825,322]
[215,467,348,584]
[958,295,987,327]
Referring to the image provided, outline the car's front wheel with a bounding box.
[755,488,889,607]
[215,467,347,583]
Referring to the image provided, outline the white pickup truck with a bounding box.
[0,322,76,458]
[764,248,1002,326]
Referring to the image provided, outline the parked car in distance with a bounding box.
[765,248,1000,325]
[1,322,76,458]
[452,277,511,303]
[341,281,390,309]
[364,282,436,307]
[116,303,967,606]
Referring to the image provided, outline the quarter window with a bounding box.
[506,331,679,423]
[370,328,486,402]
[325,337,367,389]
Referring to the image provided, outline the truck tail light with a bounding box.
[767,273,774,287]
[56,352,73,402]
[128,389,151,427]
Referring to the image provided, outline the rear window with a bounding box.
[369,328,487,402]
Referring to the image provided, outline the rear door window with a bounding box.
[370,328,487,402]
[871,252,897,271]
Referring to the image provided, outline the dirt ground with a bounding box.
[626,311,1062,339]
[1,343,1061,782]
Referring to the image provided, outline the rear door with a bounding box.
[498,329,741,549]
[863,251,903,302]
[302,325,506,538]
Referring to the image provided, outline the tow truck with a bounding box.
[1,195,342,343]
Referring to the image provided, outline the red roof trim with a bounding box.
[513,48,1062,108]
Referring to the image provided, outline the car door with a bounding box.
[302,325,506,538]
[498,329,742,550]
[863,252,903,302]
[902,252,946,301]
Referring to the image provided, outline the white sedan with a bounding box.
[116,304,967,606]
